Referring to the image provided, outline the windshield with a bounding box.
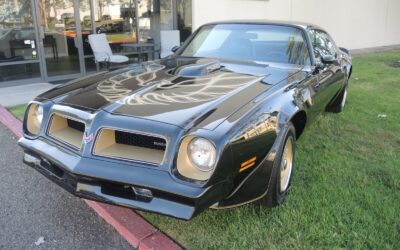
[180,24,311,65]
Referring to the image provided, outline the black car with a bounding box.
[18,21,352,220]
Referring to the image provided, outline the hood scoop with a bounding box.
[174,62,225,77]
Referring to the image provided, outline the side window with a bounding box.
[308,29,336,58]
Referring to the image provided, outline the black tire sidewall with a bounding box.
[261,122,296,207]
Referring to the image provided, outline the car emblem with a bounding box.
[153,141,166,147]
[83,132,94,144]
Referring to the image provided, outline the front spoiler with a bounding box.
[18,137,228,220]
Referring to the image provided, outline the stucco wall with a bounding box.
[192,0,400,50]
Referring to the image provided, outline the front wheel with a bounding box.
[258,123,296,207]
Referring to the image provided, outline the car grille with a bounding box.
[47,114,85,149]
[93,128,166,165]
[67,119,85,133]
[114,130,167,151]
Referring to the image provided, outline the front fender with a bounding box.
[212,72,310,207]
[216,126,286,207]
[215,110,304,207]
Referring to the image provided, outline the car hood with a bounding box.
[38,57,303,130]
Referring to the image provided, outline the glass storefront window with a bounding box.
[91,0,175,61]
[37,0,83,77]
[0,0,37,62]
[138,0,173,44]
[0,0,193,84]
[176,0,192,42]
[0,63,41,82]
[92,0,138,48]
[80,0,98,72]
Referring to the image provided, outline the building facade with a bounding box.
[0,0,399,86]
[193,0,400,50]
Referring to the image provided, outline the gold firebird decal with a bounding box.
[96,63,263,106]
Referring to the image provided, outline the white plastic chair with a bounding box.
[88,33,129,69]
[160,30,180,58]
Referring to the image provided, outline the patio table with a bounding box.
[120,43,160,62]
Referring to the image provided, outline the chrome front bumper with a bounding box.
[18,137,229,220]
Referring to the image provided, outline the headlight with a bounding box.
[177,136,217,181]
[188,138,216,172]
[26,103,44,136]
[34,105,44,126]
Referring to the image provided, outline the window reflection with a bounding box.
[0,0,193,83]
[309,30,336,57]
[0,63,41,82]
[176,0,192,42]
[92,0,140,63]
[138,0,173,44]
[93,0,138,45]
[38,0,82,77]
[0,0,41,82]
[79,0,97,72]
[0,0,36,62]
[91,0,174,61]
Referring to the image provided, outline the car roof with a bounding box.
[203,20,325,31]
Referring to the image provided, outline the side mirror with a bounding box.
[321,54,336,64]
[314,57,324,71]
[171,46,180,53]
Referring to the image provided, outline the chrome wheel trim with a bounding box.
[280,137,294,192]
[341,88,348,108]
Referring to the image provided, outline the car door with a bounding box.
[308,29,345,112]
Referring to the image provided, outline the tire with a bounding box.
[258,122,296,208]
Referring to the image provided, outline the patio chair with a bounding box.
[160,30,180,58]
[88,33,129,69]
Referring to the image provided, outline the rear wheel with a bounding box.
[258,123,296,207]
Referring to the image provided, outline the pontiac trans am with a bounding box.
[18,21,352,220]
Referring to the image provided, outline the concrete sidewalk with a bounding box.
[0,83,57,107]
[0,122,133,249]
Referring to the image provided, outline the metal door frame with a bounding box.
[32,0,86,82]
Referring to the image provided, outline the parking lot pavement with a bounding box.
[0,123,133,249]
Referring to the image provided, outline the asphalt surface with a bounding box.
[0,123,133,249]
